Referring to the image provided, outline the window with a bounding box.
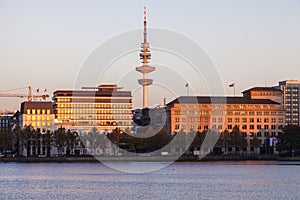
[242,125,247,130]
[47,109,51,114]
[264,125,269,129]
[218,118,223,123]
[264,132,269,137]
[271,125,276,129]
[37,109,41,115]
[212,118,216,123]
[242,118,247,123]
[175,124,180,130]
[257,132,262,137]
[257,111,262,116]
[235,118,240,123]
[249,111,255,115]
[257,125,262,129]
[175,118,180,122]
[47,122,51,127]
[271,118,276,123]
[227,118,232,123]
[257,118,262,123]
[27,116,31,121]
[250,118,254,123]
[264,118,269,123]
[250,125,254,130]
[27,109,31,115]
[32,109,36,115]
[227,125,232,129]
[182,118,186,122]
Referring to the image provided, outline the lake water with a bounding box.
[0,161,299,200]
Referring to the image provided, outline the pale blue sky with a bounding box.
[0,0,299,110]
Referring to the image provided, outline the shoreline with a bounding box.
[1,155,300,163]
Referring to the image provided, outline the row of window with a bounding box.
[57,115,132,120]
[174,110,284,116]
[27,116,51,121]
[178,104,277,109]
[174,124,281,136]
[71,121,132,126]
[57,103,131,109]
[57,109,132,114]
[175,117,284,123]
[26,122,51,127]
[26,109,51,115]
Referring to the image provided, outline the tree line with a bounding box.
[0,125,299,157]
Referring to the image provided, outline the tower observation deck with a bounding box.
[136,7,155,108]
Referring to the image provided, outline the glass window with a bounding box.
[27,109,31,115]
[37,109,41,115]
[47,109,51,114]
[32,109,36,115]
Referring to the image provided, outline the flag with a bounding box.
[229,83,235,87]
[185,83,189,87]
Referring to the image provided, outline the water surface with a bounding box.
[0,161,299,200]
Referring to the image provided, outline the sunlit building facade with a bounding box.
[166,95,285,154]
[52,85,133,133]
[278,80,300,126]
[19,101,55,132]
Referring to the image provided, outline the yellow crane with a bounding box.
[0,86,49,101]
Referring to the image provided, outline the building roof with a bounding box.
[167,96,280,106]
[53,90,131,97]
[242,87,282,94]
[20,101,54,114]
[279,80,300,86]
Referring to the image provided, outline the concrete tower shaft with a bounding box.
[135,7,155,108]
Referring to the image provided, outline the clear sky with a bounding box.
[0,0,299,111]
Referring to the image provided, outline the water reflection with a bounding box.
[0,161,299,200]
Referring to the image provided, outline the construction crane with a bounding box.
[0,86,49,102]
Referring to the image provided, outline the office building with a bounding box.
[52,85,133,133]
[278,80,300,125]
[166,93,285,154]
[19,101,55,132]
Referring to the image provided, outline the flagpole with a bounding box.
[186,83,189,96]
[234,85,235,97]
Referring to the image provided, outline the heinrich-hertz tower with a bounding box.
[136,7,155,108]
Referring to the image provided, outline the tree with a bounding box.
[229,126,247,154]
[277,125,300,156]
[251,136,261,154]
